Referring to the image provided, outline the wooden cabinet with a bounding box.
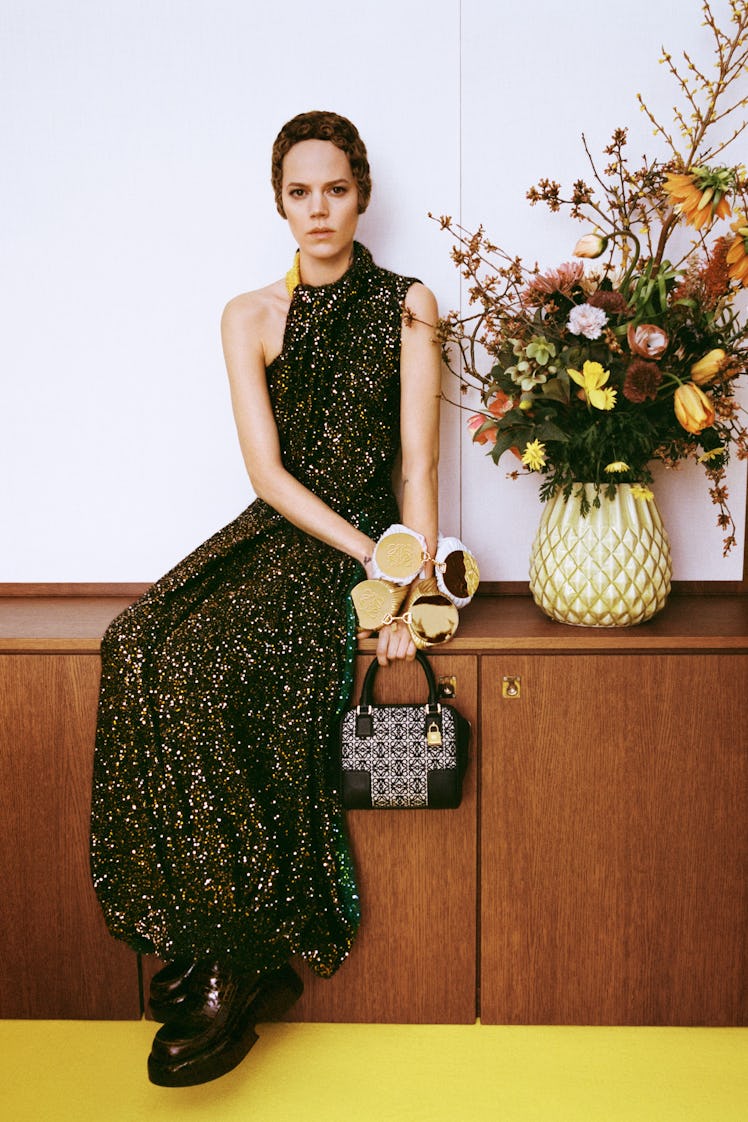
[479,651,748,1026]
[1,594,746,1025]
[0,599,477,1024]
[287,651,478,1024]
[0,652,140,1019]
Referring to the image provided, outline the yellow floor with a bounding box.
[1,1020,746,1122]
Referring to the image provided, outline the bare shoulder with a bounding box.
[400,279,441,388]
[221,279,289,367]
[221,279,287,335]
[403,281,438,325]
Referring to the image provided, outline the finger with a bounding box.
[385,621,401,663]
[376,628,390,666]
[394,624,410,661]
[385,621,410,662]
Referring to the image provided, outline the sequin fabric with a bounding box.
[90,244,417,978]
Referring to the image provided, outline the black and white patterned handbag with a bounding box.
[339,650,470,809]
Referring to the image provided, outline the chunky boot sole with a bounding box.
[147,965,303,1087]
[148,1023,259,1087]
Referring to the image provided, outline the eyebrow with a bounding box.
[284,177,352,190]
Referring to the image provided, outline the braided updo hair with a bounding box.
[271,110,371,218]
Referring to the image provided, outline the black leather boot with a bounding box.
[148,959,201,1022]
[147,963,303,1087]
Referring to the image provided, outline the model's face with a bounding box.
[281,139,360,262]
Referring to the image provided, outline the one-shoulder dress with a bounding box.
[90,244,417,978]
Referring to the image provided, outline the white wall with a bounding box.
[1,0,744,582]
[458,0,746,580]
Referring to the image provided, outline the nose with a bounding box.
[310,191,328,218]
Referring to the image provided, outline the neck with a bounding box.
[297,244,355,287]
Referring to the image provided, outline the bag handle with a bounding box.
[357,649,439,711]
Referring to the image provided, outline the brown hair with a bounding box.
[271,110,371,218]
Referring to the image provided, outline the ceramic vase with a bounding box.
[528,483,672,627]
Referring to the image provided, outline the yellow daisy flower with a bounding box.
[521,439,547,471]
[698,447,724,463]
[630,484,654,501]
[605,461,631,473]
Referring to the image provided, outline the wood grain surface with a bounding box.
[4,596,746,1024]
[286,652,478,1024]
[0,654,140,1018]
[479,652,748,1025]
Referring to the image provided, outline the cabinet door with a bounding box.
[480,653,747,1026]
[287,651,478,1024]
[0,655,141,1018]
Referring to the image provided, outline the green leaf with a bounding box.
[541,378,571,404]
[491,430,522,463]
[534,420,570,443]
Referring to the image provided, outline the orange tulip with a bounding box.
[726,216,748,287]
[664,170,732,231]
[673,383,716,434]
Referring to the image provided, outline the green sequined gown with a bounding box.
[91,244,417,978]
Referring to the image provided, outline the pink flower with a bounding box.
[627,323,669,359]
[573,233,608,258]
[520,261,585,307]
[567,303,608,339]
[467,413,496,446]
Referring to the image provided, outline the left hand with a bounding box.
[375,618,416,666]
[356,619,416,665]
[358,547,416,664]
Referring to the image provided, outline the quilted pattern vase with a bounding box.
[529,484,672,627]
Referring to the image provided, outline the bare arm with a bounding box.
[399,284,440,561]
[221,291,376,566]
[376,282,442,664]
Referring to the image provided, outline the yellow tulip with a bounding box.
[673,383,716,434]
[690,349,726,385]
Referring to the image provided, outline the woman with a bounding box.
[90,110,441,1087]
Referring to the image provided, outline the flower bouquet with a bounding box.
[435,0,748,555]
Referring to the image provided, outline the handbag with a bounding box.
[339,650,470,809]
